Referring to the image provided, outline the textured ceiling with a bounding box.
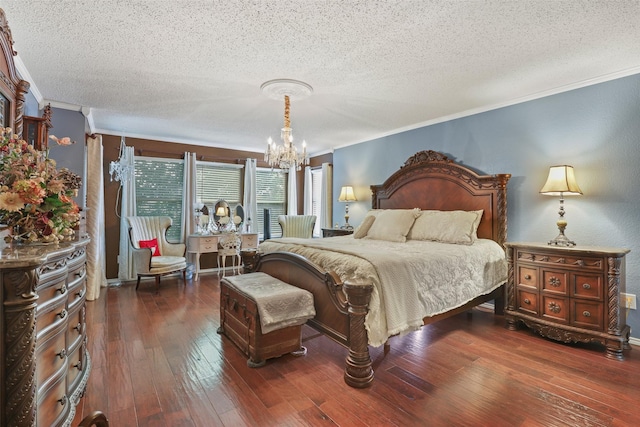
[3,1,640,155]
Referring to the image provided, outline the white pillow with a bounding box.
[407,210,483,245]
[353,215,376,239]
[352,209,383,237]
[364,209,421,243]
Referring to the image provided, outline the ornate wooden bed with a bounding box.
[245,150,510,388]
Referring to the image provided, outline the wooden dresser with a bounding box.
[505,242,630,360]
[1,239,90,427]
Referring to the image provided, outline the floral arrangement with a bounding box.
[0,127,81,243]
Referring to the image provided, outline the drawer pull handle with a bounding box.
[74,322,82,333]
[582,283,591,290]
[583,311,591,317]
[548,277,561,287]
[524,274,531,280]
[58,396,68,406]
[74,360,83,370]
[58,309,68,319]
[57,285,67,295]
[76,289,85,298]
[57,349,67,359]
[548,302,562,313]
[523,298,531,305]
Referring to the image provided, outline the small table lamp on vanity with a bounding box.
[539,165,583,246]
[338,185,357,229]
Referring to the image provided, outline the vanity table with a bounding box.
[187,233,258,280]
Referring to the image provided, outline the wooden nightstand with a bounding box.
[505,242,631,360]
[322,228,354,237]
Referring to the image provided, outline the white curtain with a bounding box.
[182,152,197,242]
[117,145,137,281]
[243,158,257,233]
[287,165,298,215]
[85,135,108,300]
[320,162,333,228]
[303,166,312,215]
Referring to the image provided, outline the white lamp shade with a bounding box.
[338,185,357,202]
[540,165,583,196]
[215,206,228,217]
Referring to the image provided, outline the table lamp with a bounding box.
[338,185,357,229]
[540,165,583,246]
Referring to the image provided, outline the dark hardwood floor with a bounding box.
[73,274,640,426]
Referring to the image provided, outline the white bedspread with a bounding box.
[259,236,507,347]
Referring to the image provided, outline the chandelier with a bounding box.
[262,79,311,171]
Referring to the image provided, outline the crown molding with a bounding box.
[14,54,43,103]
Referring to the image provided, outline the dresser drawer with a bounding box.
[199,236,219,252]
[572,300,603,330]
[542,295,569,324]
[37,372,69,427]
[36,277,68,308]
[67,262,86,290]
[36,295,68,340]
[517,289,538,315]
[542,269,568,295]
[572,274,603,300]
[67,303,85,351]
[36,328,68,394]
[66,341,86,392]
[517,266,538,288]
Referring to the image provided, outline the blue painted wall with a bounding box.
[333,73,640,338]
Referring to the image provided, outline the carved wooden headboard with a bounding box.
[371,150,511,246]
[0,8,29,136]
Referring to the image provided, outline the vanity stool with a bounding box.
[218,272,315,367]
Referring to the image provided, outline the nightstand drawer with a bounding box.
[517,289,538,315]
[542,269,568,295]
[572,274,603,300]
[572,300,603,330]
[518,266,537,288]
[241,233,258,249]
[542,296,569,324]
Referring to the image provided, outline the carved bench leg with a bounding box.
[343,283,374,388]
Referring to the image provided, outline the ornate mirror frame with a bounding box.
[0,9,29,136]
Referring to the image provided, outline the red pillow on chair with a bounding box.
[138,238,161,256]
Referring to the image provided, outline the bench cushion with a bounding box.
[222,272,315,334]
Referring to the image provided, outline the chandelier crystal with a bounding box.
[262,79,311,171]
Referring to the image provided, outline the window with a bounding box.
[256,168,287,238]
[311,168,323,237]
[195,161,243,209]
[134,157,184,242]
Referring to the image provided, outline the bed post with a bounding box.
[343,282,374,388]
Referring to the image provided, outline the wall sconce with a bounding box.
[338,185,357,229]
[540,165,583,246]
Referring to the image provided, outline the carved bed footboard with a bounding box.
[252,251,375,388]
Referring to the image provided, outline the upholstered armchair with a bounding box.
[277,215,317,238]
[127,216,187,291]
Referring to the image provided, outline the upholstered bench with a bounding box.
[217,272,315,367]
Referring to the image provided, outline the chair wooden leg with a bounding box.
[182,269,186,283]
[136,275,141,290]
[155,276,160,293]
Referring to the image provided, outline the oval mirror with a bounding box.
[213,200,230,229]
[233,205,245,229]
